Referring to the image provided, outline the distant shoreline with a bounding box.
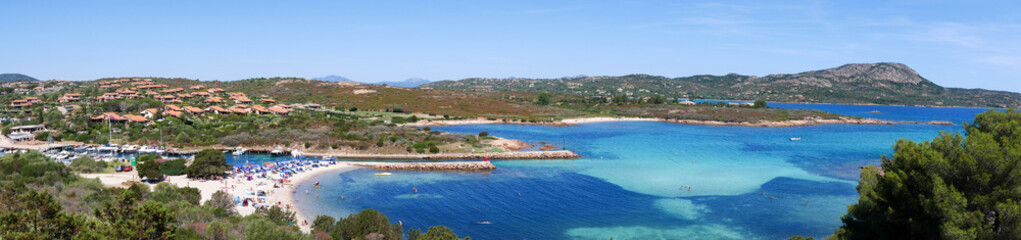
[402,117,955,128]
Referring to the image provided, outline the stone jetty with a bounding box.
[304,150,582,160]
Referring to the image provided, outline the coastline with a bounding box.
[281,163,358,232]
[78,160,507,233]
[402,116,954,128]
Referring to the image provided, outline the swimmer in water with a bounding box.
[412,187,418,193]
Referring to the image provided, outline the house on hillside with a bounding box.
[57,93,83,103]
[90,112,125,122]
[231,96,252,104]
[9,124,46,134]
[141,108,160,119]
[165,105,183,112]
[204,97,224,104]
[189,85,205,90]
[121,114,151,125]
[227,106,249,114]
[207,88,225,93]
[259,98,276,103]
[250,105,268,114]
[165,110,183,118]
[206,106,229,115]
[267,106,293,115]
[183,106,205,115]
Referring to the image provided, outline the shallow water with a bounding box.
[290,102,979,239]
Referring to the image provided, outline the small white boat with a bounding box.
[291,150,303,157]
[96,145,119,152]
[233,147,247,156]
[121,145,138,153]
[790,137,802,141]
[374,172,392,176]
[138,146,156,154]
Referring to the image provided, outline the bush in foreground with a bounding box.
[834,109,1021,239]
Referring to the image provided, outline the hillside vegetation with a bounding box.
[422,63,1021,108]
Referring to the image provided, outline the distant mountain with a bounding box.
[422,63,1021,108]
[0,73,39,83]
[312,75,353,82]
[372,78,432,88]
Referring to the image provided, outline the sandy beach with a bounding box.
[81,162,358,232]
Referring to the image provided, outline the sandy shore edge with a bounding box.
[402,116,954,127]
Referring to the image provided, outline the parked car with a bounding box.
[115,165,124,172]
[122,165,133,172]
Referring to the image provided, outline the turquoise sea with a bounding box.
[289,104,993,239]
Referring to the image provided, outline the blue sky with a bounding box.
[2,1,1020,92]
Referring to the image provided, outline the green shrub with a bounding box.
[429,145,440,154]
[159,159,187,176]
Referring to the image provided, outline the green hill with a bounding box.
[0,73,39,82]
[422,63,1021,108]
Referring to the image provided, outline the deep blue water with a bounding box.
[286,104,989,239]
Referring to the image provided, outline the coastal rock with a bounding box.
[539,144,557,151]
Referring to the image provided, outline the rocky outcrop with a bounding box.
[350,161,496,171]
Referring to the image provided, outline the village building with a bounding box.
[165,105,183,112]
[267,106,293,115]
[228,106,250,114]
[183,106,206,115]
[206,106,229,115]
[57,93,84,103]
[141,108,160,119]
[204,97,225,103]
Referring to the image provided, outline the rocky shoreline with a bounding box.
[349,161,497,171]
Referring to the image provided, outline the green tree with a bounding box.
[312,215,337,234]
[0,187,96,239]
[185,149,232,179]
[429,145,440,154]
[158,159,187,176]
[415,226,471,240]
[244,217,304,240]
[69,155,102,173]
[536,92,551,106]
[478,131,488,137]
[137,159,162,181]
[753,100,768,108]
[332,209,403,240]
[95,191,177,239]
[205,190,236,217]
[650,95,666,104]
[835,109,1021,239]
[612,95,629,105]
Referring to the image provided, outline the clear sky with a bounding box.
[2,1,1020,92]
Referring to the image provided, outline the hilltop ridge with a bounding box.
[422,63,1020,108]
[0,73,39,83]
